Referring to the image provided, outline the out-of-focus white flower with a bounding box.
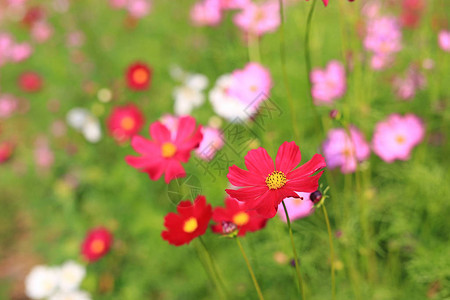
[25,265,59,299]
[49,290,91,300]
[209,74,250,121]
[58,261,86,292]
[66,108,102,143]
[173,73,209,116]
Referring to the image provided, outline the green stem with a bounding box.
[236,237,265,300]
[282,200,306,299]
[322,203,336,300]
[197,237,228,299]
[248,31,261,63]
[278,0,300,140]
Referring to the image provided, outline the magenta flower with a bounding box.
[277,192,314,223]
[323,126,370,173]
[372,114,425,163]
[310,60,346,105]
[233,1,280,36]
[190,0,222,27]
[438,30,450,52]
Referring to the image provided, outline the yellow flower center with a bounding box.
[265,171,287,190]
[161,142,177,158]
[120,116,135,130]
[183,217,198,233]
[396,135,406,144]
[132,68,149,84]
[233,212,250,226]
[90,239,105,254]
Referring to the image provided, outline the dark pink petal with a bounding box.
[275,141,301,173]
[285,171,324,193]
[143,160,166,181]
[254,192,278,218]
[150,121,171,143]
[164,159,186,183]
[177,126,203,153]
[244,147,274,176]
[130,135,159,155]
[226,186,267,203]
[125,155,159,169]
[227,165,265,187]
[175,116,196,143]
[288,154,326,178]
[174,149,191,163]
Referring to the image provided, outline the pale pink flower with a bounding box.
[190,0,222,27]
[0,94,18,118]
[34,137,54,169]
[31,21,53,43]
[227,62,272,111]
[219,0,248,10]
[277,192,314,223]
[323,126,370,173]
[392,65,425,101]
[233,1,280,36]
[196,127,224,161]
[10,43,32,62]
[372,114,425,163]
[311,60,346,105]
[438,30,450,52]
[127,0,151,19]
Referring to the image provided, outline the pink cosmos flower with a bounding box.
[323,126,370,173]
[227,62,272,112]
[127,0,151,19]
[31,21,53,43]
[364,16,402,70]
[10,43,33,62]
[392,65,425,101]
[195,127,224,161]
[310,60,346,105]
[219,0,248,10]
[372,114,425,163]
[438,30,450,52]
[0,33,32,66]
[126,116,203,183]
[34,137,54,169]
[233,1,280,36]
[277,192,314,223]
[0,94,18,119]
[190,0,222,27]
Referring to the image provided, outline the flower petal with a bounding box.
[150,121,171,143]
[275,141,301,173]
[285,171,324,193]
[288,154,326,178]
[225,186,267,203]
[130,135,159,155]
[244,147,274,176]
[227,165,265,187]
[164,159,186,183]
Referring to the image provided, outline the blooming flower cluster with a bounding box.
[25,261,89,300]
[0,32,32,67]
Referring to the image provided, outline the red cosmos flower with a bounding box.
[125,116,202,183]
[107,104,145,143]
[162,195,212,246]
[81,227,113,262]
[212,197,268,236]
[0,141,14,163]
[126,62,152,91]
[18,71,43,92]
[226,141,326,218]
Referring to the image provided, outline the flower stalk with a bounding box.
[236,237,265,300]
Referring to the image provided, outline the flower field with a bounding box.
[0,0,449,299]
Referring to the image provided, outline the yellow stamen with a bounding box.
[161,142,177,158]
[265,171,287,190]
[233,212,250,226]
[90,239,105,254]
[132,68,149,84]
[120,116,135,130]
[183,217,198,233]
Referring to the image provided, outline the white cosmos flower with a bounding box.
[25,265,59,299]
[173,72,208,115]
[49,290,91,300]
[58,261,86,292]
[209,74,252,122]
[66,108,102,143]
